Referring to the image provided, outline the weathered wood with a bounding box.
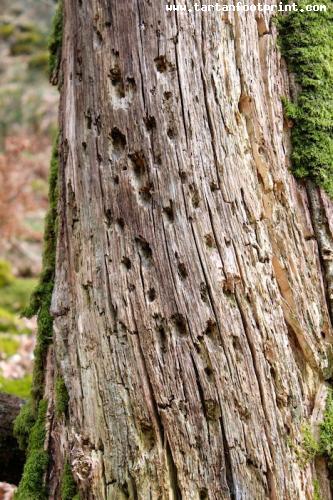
[44,1,333,498]
[0,392,25,485]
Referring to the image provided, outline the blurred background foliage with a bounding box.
[0,0,58,400]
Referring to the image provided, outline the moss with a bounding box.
[0,335,20,358]
[319,388,333,466]
[293,422,320,467]
[0,23,15,40]
[28,51,49,73]
[24,136,59,405]
[0,259,14,287]
[14,400,35,451]
[48,0,63,79]
[278,1,333,196]
[10,29,48,56]
[0,374,32,399]
[0,307,24,333]
[55,376,69,417]
[301,423,320,461]
[313,479,321,500]
[15,400,48,500]
[0,276,38,316]
[61,461,78,500]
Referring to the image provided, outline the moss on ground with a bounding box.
[0,276,38,316]
[28,51,49,73]
[0,259,14,287]
[61,461,78,500]
[278,0,333,196]
[0,374,32,398]
[15,400,49,500]
[0,335,20,358]
[55,376,69,417]
[0,22,15,40]
[48,0,63,79]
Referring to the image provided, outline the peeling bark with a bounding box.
[44,2,333,499]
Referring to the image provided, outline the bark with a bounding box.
[45,1,333,499]
[0,392,25,485]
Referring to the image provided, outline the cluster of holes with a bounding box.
[171,313,188,336]
[177,262,188,280]
[200,282,209,303]
[147,288,156,302]
[154,55,169,73]
[204,319,218,338]
[121,257,132,270]
[210,181,219,192]
[167,127,176,140]
[153,313,168,353]
[189,183,200,208]
[111,127,127,158]
[128,151,154,204]
[144,115,156,131]
[163,200,175,222]
[204,234,215,248]
[109,65,125,98]
[135,236,153,265]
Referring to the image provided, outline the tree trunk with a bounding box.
[0,393,25,484]
[44,1,333,498]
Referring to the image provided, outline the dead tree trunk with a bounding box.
[0,393,25,484]
[43,1,333,498]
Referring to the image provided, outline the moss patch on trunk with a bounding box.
[278,1,333,196]
[14,400,49,500]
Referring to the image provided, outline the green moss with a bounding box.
[278,1,333,196]
[48,0,63,79]
[28,51,49,73]
[55,376,69,417]
[301,423,320,461]
[293,422,320,467]
[0,335,20,358]
[15,400,48,500]
[313,479,321,500]
[14,400,35,451]
[0,23,15,40]
[0,374,32,399]
[14,400,49,500]
[61,461,78,500]
[319,388,333,466]
[0,259,14,287]
[0,307,24,333]
[10,29,47,56]
[0,277,37,316]
[24,136,59,405]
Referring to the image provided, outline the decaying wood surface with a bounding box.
[0,392,25,484]
[46,1,333,498]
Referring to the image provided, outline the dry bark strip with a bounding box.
[44,1,333,498]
